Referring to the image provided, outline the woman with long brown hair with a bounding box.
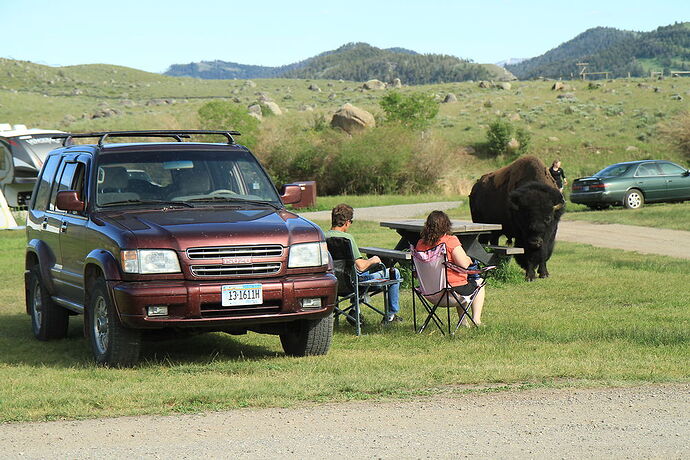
[415,210,487,326]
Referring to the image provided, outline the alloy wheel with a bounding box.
[93,296,109,355]
[32,282,42,331]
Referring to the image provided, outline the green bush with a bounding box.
[379,91,439,130]
[658,111,690,162]
[260,125,446,195]
[198,101,260,149]
[485,118,530,158]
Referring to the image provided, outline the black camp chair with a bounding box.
[326,236,401,335]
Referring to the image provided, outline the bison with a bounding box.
[469,156,565,281]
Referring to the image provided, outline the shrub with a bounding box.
[658,111,690,161]
[259,123,446,195]
[485,118,530,158]
[198,101,260,149]
[486,119,512,156]
[379,91,439,130]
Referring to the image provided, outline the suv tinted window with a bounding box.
[49,162,79,212]
[32,155,61,211]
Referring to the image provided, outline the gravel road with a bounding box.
[1,384,687,459]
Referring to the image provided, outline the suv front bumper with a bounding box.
[109,273,337,329]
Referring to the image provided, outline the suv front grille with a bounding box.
[200,300,282,318]
[186,245,283,260]
[190,262,281,277]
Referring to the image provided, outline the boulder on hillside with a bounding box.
[330,103,375,134]
[248,104,262,120]
[263,101,282,115]
[497,82,512,90]
[552,81,565,91]
[478,80,492,88]
[363,79,386,90]
[244,80,257,88]
[442,93,458,103]
[392,78,402,88]
[308,84,321,92]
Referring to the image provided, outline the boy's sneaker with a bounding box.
[381,314,404,325]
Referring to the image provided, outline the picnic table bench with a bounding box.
[369,219,523,266]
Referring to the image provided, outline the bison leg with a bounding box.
[525,264,537,282]
[538,262,549,278]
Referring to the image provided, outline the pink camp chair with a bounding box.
[410,243,494,335]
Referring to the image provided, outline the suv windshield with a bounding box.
[593,163,633,178]
[95,149,281,207]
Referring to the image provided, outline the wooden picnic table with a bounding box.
[374,219,520,266]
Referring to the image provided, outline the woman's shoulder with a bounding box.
[441,234,461,246]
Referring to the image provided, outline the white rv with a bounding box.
[0,124,65,208]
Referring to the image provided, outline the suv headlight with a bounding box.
[121,250,181,274]
[288,242,328,268]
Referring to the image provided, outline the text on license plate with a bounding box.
[222,284,263,306]
[582,186,589,191]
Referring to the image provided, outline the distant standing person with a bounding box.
[550,160,567,193]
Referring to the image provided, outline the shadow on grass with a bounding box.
[0,313,283,368]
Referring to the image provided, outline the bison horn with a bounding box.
[553,202,565,211]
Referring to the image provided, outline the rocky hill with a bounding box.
[164,42,514,84]
[507,22,690,79]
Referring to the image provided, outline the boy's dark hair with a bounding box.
[331,203,354,227]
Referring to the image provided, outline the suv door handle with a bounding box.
[60,222,68,233]
[41,218,48,230]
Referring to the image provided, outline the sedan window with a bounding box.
[658,162,686,175]
[635,164,661,177]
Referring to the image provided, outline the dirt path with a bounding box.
[1,384,687,459]
[301,202,690,260]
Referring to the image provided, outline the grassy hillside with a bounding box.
[1,57,689,193]
[507,22,690,79]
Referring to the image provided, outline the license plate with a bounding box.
[582,186,589,191]
[222,283,263,306]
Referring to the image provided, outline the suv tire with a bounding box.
[28,267,69,340]
[87,278,141,367]
[280,313,333,357]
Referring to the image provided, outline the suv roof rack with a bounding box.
[52,130,241,147]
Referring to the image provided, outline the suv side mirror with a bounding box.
[280,184,302,205]
[56,190,85,212]
[683,170,690,177]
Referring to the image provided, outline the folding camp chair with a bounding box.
[326,237,402,335]
[410,243,494,335]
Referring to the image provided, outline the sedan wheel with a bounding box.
[624,189,644,209]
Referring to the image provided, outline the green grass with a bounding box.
[1,226,688,422]
[294,193,464,212]
[564,201,690,231]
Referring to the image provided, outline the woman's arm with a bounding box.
[451,245,473,269]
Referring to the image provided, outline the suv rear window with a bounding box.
[95,149,280,206]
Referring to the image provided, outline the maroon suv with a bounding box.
[25,130,337,366]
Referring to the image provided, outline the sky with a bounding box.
[2,0,688,73]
